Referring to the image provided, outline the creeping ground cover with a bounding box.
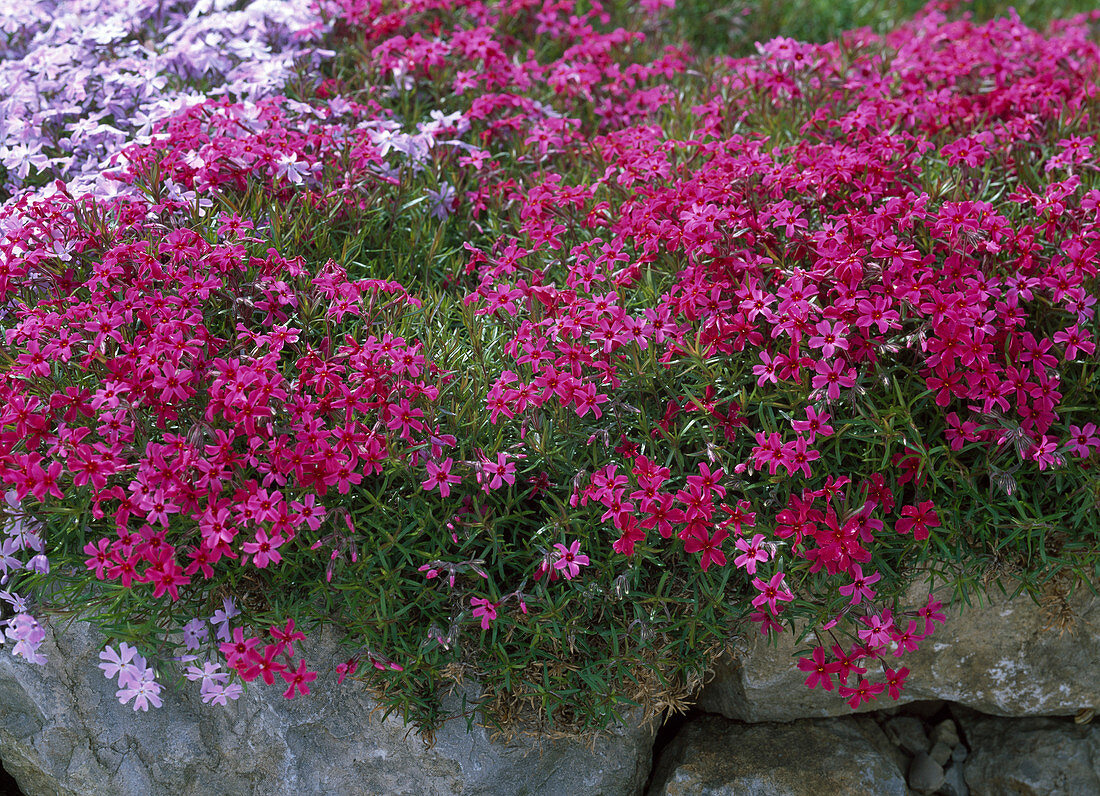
[1,0,1099,734]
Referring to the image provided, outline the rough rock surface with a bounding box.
[958,716,1100,796]
[907,751,945,793]
[649,714,906,796]
[0,618,656,796]
[883,716,929,755]
[697,583,1100,722]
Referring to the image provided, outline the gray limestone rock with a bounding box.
[854,715,910,775]
[907,751,945,793]
[959,716,1100,796]
[649,714,906,796]
[941,763,968,796]
[0,617,656,796]
[697,582,1100,722]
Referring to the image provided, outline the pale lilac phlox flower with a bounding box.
[99,641,146,686]
[210,596,239,643]
[4,612,47,664]
[200,680,243,705]
[116,667,163,712]
[182,617,209,650]
[185,660,229,689]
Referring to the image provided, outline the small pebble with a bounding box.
[885,716,930,755]
[930,740,953,766]
[941,762,969,796]
[908,751,946,793]
[952,743,968,764]
[931,718,960,748]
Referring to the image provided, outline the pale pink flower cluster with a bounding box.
[98,642,163,711]
[3,612,46,665]
[184,660,243,705]
[0,490,48,665]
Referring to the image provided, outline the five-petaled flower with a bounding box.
[683,526,729,571]
[751,572,794,615]
[733,533,770,575]
[797,646,844,691]
[839,677,885,709]
[896,501,940,540]
[471,597,499,630]
[280,659,318,699]
[552,540,590,579]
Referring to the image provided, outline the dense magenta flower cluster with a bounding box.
[351,0,1098,700]
[0,78,474,703]
[1,0,1098,721]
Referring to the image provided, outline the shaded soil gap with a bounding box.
[0,755,25,795]
[642,706,701,795]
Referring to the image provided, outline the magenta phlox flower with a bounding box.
[918,596,947,635]
[280,659,317,699]
[839,677,885,709]
[857,610,895,649]
[1053,324,1094,361]
[1028,435,1064,471]
[733,533,770,575]
[683,526,729,572]
[242,528,285,568]
[890,619,923,656]
[778,436,820,478]
[791,406,833,441]
[269,618,306,657]
[748,608,784,636]
[471,597,499,629]
[750,572,794,615]
[422,457,461,497]
[884,666,910,699]
[477,451,518,491]
[290,494,326,531]
[752,350,779,386]
[551,540,590,580]
[336,658,358,684]
[1067,423,1100,458]
[811,359,857,401]
[837,564,881,605]
[808,320,849,358]
[219,627,261,666]
[797,646,843,691]
[896,501,940,540]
